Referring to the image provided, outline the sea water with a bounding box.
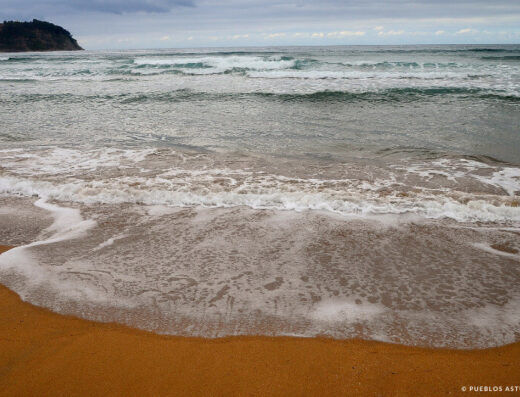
[0,45,519,348]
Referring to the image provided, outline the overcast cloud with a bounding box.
[1,0,519,48]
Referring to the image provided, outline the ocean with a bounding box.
[0,44,519,348]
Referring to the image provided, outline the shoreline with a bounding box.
[0,245,519,396]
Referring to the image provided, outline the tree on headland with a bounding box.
[0,19,83,52]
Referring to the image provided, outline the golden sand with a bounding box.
[0,244,518,396]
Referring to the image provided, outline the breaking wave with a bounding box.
[0,148,519,224]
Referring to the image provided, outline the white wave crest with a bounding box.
[134,55,296,73]
[1,148,519,223]
[0,173,519,223]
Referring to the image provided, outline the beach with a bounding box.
[0,247,518,396]
[0,45,519,395]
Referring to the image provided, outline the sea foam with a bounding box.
[0,148,519,223]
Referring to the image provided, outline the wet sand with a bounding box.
[0,244,519,396]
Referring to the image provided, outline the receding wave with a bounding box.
[470,48,518,52]
[4,87,519,105]
[481,55,520,61]
[258,88,520,103]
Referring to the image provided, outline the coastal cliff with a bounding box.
[0,19,82,52]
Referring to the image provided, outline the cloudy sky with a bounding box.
[1,0,520,49]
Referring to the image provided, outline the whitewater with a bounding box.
[0,45,519,348]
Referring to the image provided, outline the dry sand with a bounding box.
[0,244,519,396]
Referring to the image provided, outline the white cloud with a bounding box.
[187,36,193,40]
[159,35,170,41]
[312,32,324,38]
[435,30,445,35]
[378,29,404,36]
[327,30,366,37]
[265,32,286,38]
[456,28,477,34]
[374,26,384,31]
[231,34,249,40]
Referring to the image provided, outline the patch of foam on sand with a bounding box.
[310,300,386,322]
[473,243,520,260]
[93,234,127,251]
[31,198,97,246]
[0,197,100,300]
[0,197,519,348]
[464,297,520,345]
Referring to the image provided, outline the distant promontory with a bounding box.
[0,19,83,52]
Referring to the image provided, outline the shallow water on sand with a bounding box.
[0,148,519,348]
